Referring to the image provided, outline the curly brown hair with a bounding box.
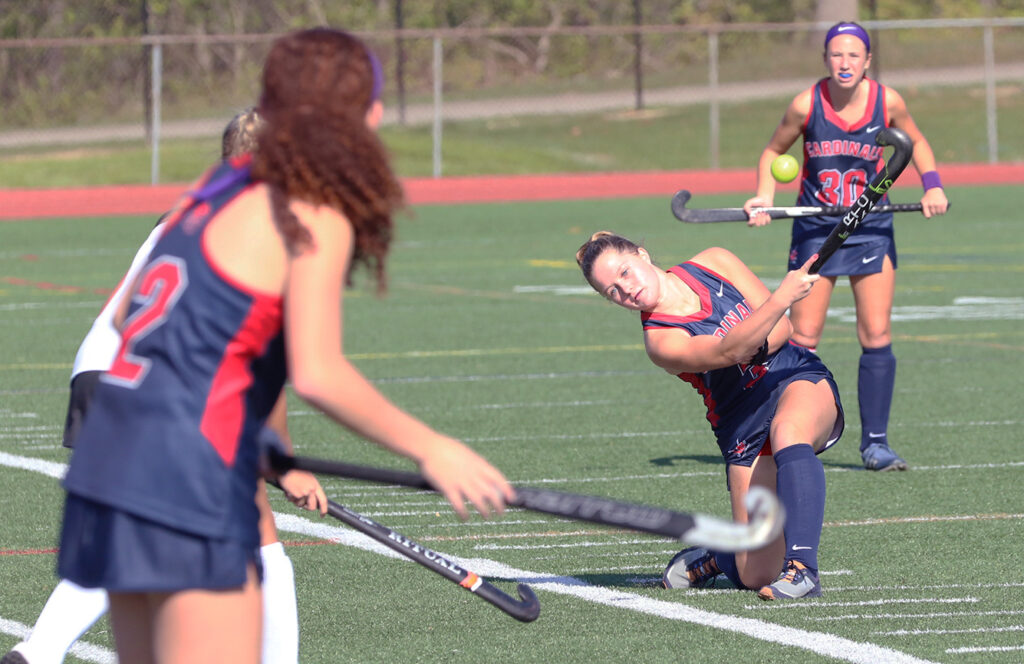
[250,27,404,293]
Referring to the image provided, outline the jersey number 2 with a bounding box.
[106,257,188,388]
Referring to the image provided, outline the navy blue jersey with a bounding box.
[641,262,841,459]
[795,77,894,235]
[63,157,286,548]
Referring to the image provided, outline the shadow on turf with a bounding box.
[569,571,741,591]
[651,453,866,472]
[648,453,720,467]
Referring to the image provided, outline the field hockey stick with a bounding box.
[265,448,784,552]
[807,127,914,274]
[313,495,540,622]
[670,190,933,224]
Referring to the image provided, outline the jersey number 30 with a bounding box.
[816,167,868,206]
[106,257,188,388]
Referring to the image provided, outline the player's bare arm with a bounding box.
[886,86,949,218]
[745,90,811,223]
[644,249,802,375]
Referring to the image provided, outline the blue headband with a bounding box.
[824,23,870,53]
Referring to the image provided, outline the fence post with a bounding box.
[633,0,644,110]
[708,30,720,170]
[432,35,443,178]
[150,42,162,185]
[394,0,406,125]
[983,24,998,164]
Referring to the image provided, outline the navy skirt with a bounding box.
[58,493,262,593]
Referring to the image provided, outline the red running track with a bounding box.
[1,163,1022,220]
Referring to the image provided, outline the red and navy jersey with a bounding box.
[796,77,894,233]
[641,262,832,438]
[63,157,285,547]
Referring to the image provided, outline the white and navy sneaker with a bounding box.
[1,650,30,664]
[862,443,908,471]
[662,547,721,589]
[757,560,822,600]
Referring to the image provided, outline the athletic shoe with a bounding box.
[861,443,909,471]
[1,650,30,664]
[662,547,720,589]
[757,560,822,600]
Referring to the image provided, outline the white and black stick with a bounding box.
[671,191,930,224]
[671,127,923,229]
[318,495,540,622]
[265,449,784,553]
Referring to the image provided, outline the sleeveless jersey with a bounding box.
[795,77,894,235]
[63,157,286,547]
[71,222,166,378]
[641,262,832,439]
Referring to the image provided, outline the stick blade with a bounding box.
[683,487,785,552]
[512,583,541,622]
[671,189,749,223]
[670,189,694,221]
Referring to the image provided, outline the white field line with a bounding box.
[474,537,656,551]
[0,425,63,435]
[0,451,65,479]
[947,645,1024,654]
[808,610,1024,621]
[0,454,938,664]
[0,411,40,419]
[532,548,680,561]
[825,513,1024,527]
[749,597,981,610]
[876,625,1024,636]
[0,301,106,312]
[0,617,115,663]
[693,582,1024,598]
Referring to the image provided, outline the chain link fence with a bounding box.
[1,18,1023,184]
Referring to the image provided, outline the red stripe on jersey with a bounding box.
[641,263,716,329]
[819,78,878,133]
[200,295,283,466]
[677,371,719,428]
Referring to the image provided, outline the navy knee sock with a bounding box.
[858,344,896,452]
[711,552,750,590]
[774,444,826,573]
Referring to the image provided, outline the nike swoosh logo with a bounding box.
[716,282,724,297]
[862,255,879,264]
[791,545,812,551]
[868,432,887,438]
[866,125,881,133]
[837,26,854,32]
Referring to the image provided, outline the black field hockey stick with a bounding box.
[265,448,784,552]
[670,190,934,224]
[314,495,540,622]
[806,127,914,274]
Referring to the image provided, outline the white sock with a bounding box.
[12,579,108,664]
[260,541,299,664]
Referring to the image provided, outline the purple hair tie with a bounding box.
[824,23,871,53]
[367,47,384,103]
